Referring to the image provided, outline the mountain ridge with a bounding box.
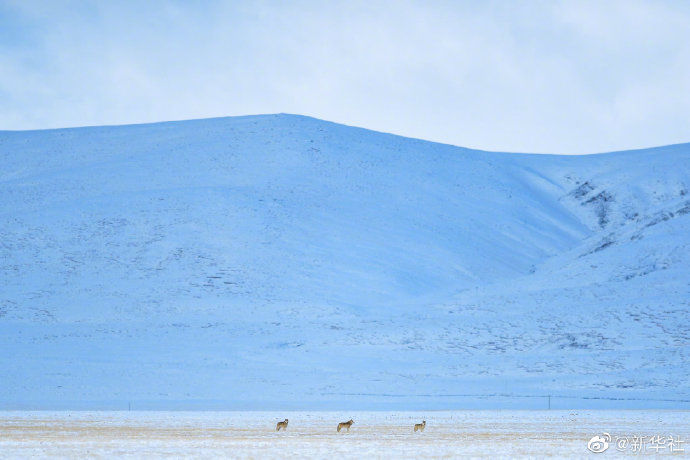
[1,114,688,409]
[3,112,689,157]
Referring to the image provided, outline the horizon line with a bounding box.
[1,112,688,157]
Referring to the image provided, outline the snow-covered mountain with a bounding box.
[1,114,688,409]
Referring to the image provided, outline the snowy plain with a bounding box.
[1,410,688,458]
[0,114,689,410]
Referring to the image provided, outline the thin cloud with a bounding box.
[0,0,689,153]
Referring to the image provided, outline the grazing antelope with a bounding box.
[276,419,289,431]
[337,419,354,432]
[414,420,426,432]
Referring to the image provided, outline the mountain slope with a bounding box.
[1,114,688,409]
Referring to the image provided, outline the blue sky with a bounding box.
[0,0,689,153]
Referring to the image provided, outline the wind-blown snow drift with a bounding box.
[1,114,688,409]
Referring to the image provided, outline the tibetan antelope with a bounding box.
[337,419,354,432]
[276,419,289,431]
[414,420,426,432]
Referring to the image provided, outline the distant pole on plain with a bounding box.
[548,395,551,410]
